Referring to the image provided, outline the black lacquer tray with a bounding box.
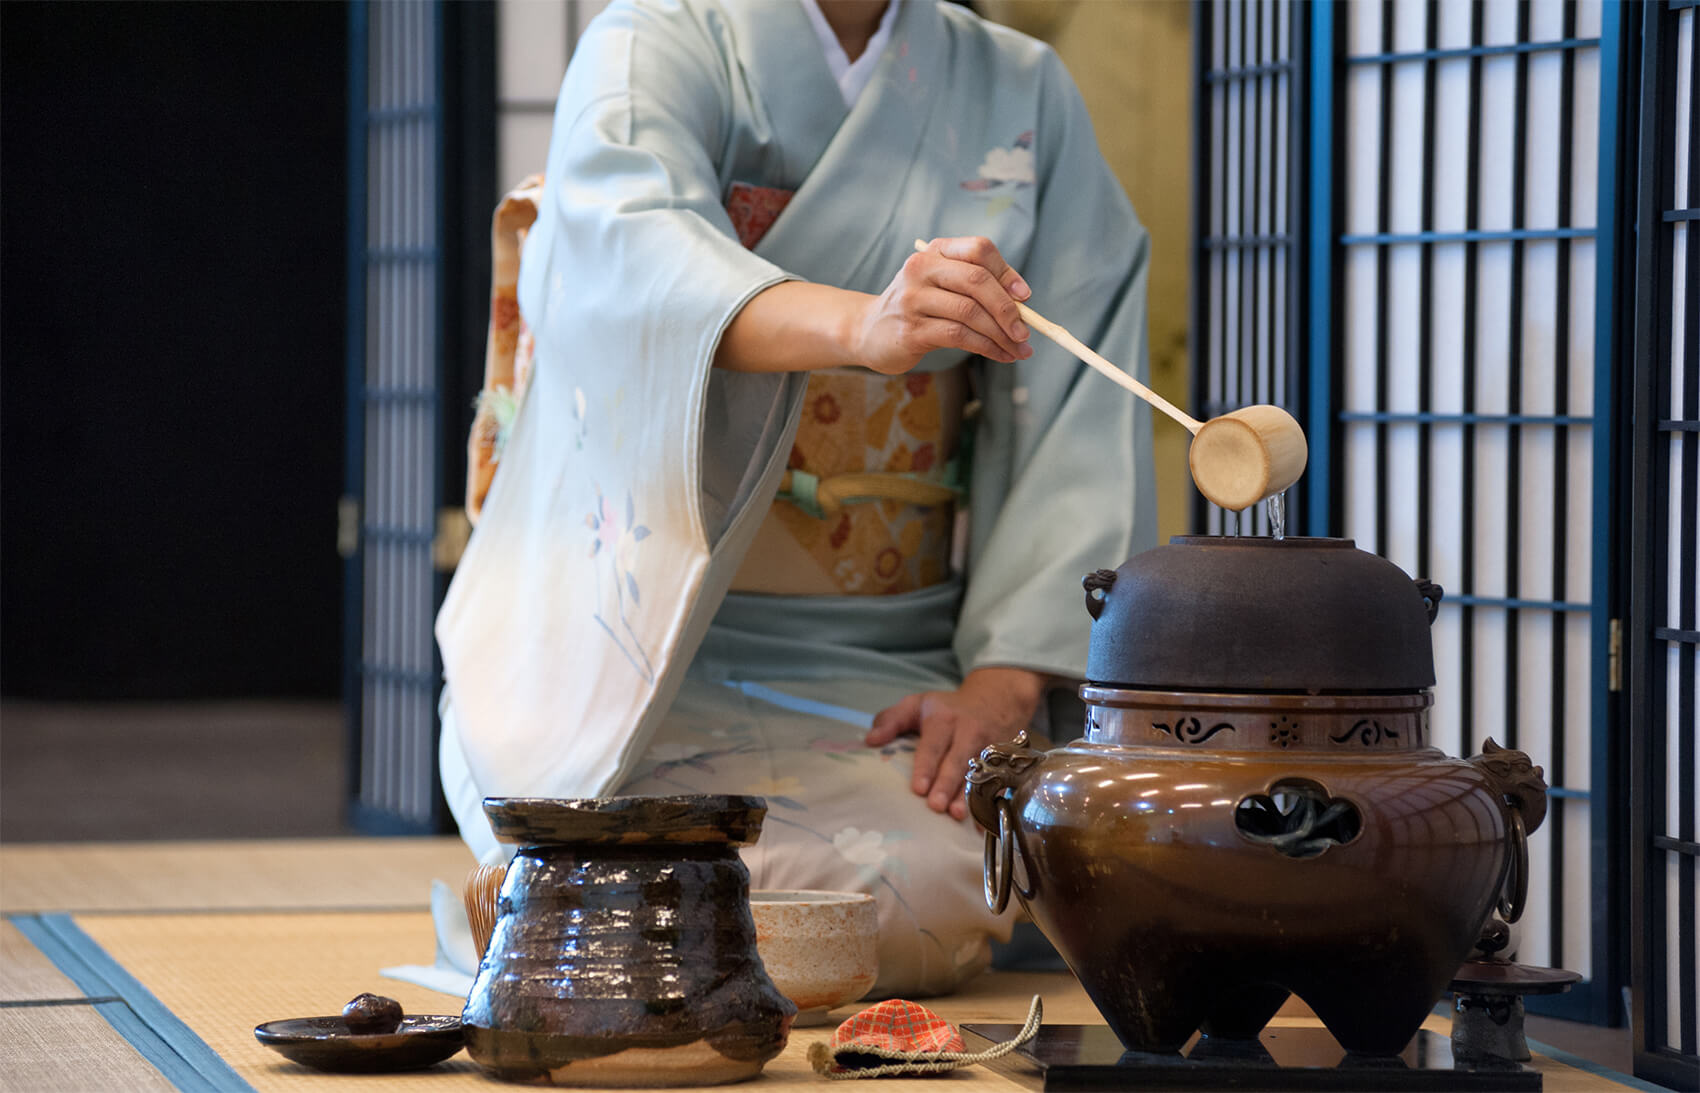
[961,1024,1540,1091]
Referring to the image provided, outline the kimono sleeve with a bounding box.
[439,0,806,808]
[516,0,801,544]
[951,48,1158,680]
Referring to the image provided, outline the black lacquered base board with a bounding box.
[960,1024,1541,1091]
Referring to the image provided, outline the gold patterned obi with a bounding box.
[730,364,968,595]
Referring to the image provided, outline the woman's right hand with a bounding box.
[850,236,1035,374]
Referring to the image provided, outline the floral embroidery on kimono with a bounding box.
[961,130,1036,191]
[587,487,655,682]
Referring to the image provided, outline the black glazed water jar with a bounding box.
[462,795,795,1086]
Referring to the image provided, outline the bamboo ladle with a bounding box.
[915,241,1307,511]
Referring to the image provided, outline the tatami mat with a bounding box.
[75,910,482,1090]
[0,1003,177,1092]
[0,837,1646,1093]
[68,909,1637,1092]
[0,838,474,914]
[1,921,80,1001]
[71,908,1111,1091]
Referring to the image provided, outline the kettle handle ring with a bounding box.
[1466,738,1546,924]
[1083,569,1118,621]
[966,732,1045,914]
[1497,809,1530,923]
[983,797,1017,914]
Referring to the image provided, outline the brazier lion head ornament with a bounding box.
[1469,737,1549,837]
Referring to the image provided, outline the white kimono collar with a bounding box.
[798,0,902,107]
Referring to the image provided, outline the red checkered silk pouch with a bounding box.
[807,995,1042,1079]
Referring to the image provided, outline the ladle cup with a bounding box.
[912,241,1307,511]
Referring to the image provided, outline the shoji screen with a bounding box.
[346,1,492,832]
[1195,0,1306,537]
[1629,1,1699,1084]
[1332,0,1608,997]
[347,0,444,831]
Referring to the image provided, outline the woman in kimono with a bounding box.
[438,0,1156,996]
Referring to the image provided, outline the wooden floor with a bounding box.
[0,700,1646,1085]
[0,701,350,842]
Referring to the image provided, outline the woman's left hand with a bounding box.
[865,667,1046,821]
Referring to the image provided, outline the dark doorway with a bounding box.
[2,1,348,699]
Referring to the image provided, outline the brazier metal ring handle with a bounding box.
[1466,738,1547,925]
[966,731,1044,914]
[983,796,1017,914]
[1498,809,1529,923]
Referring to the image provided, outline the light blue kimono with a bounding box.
[436,0,1155,996]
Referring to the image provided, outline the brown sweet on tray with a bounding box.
[341,992,403,1034]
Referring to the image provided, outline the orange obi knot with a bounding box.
[733,366,968,597]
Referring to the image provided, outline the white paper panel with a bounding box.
[1430,245,1467,412]
[1676,8,1692,205]
[1343,247,1380,411]
[1518,612,1555,761]
[1481,0,1521,48]
[1473,427,1510,595]
[1386,249,1422,412]
[1525,53,1563,232]
[1571,47,1601,229]
[1529,0,1565,40]
[1475,242,1513,414]
[1565,451,1595,611]
[1431,608,1464,756]
[1672,432,1688,631]
[1569,240,1597,418]
[1517,427,1558,597]
[498,0,567,101]
[1473,610,1509,743]
[1391,0,1426,51]
[1275,65,1290,233]
[360,0,440,823]
[1345,65,1383,236]
[1562,798,1592,976]
[499,112,555,196]
[1668,854,1682,1048]
[1477,57,1517,232]
[1565,612,1592,788]
[1523,814,1553,965]
[1344,422,1381,554]
[1386,425,1421,571]
[1670,643,1686,839]
[1389,60,1425,235]
[1436,0,1473,50]
[1521,241,1559,415]
[1576,0,1602,38]
[1429,425,1466,588]
[1432,59,1471,231]
[1348,0,1384,56]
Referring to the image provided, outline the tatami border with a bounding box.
[9,912,257,1093]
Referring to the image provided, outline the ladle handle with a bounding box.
[910,240,1202,432]
[1014,304,1203,434]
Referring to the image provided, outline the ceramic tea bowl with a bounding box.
[750,890,879,1025]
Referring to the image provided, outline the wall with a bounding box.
[983,0,1195,542]
[0,2,348,698]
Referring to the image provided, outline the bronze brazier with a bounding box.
[966,537,1548,1056]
